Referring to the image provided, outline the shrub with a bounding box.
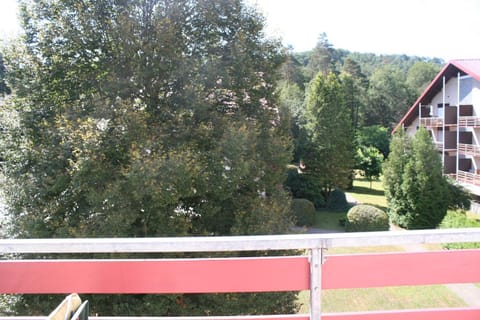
[286,169,325,208]
[445,178,471,211]
[440,211,480,249]
[326,189,349,210]
[291,198,316,227]
[345,204,389,232]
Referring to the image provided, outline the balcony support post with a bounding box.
[419,102,422,126]
[442,76,446,171]
[457,72,460,178]
[309,247,325,320]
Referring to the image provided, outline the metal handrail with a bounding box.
[2,229,480,320]
[1,228,480,253]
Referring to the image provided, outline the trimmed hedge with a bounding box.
[291,198,316,227]
[345,204,389,232]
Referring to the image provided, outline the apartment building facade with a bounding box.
[395,59,480,199]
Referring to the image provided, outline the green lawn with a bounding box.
[348,178,387,210]
[313,210,345,231]
[297,285,466,313]
[312,177,387,231]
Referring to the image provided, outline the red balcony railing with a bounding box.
[1,230,480,320]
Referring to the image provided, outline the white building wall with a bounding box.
[471,78,480,115]
[405,117,419,137]
[460,77,473,106]
[430,77,459,110]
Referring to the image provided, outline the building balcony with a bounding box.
[459,116,480,127]
[458,143,480,157]
[1,232,480,320]
[457,170,480,187]
[420,117,443,127]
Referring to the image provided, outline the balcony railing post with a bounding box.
[309,247,324,320]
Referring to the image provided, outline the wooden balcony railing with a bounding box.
[420,117,443,127]
[457,170,480,186]
[458,143,480,157]
[459,116,480,127]
[1,230,480,320]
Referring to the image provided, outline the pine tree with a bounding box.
[383,129,411,227]
[306,33,336,77]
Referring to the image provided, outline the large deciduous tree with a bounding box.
[1,0,295,315]
[355,146,383,188]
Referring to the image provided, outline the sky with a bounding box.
[1,0,480,62]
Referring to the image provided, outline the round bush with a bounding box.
[345,204,389,232]
[291,198,316,227]
[326,189,348,210]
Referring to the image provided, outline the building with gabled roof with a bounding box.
[395,59,480,201]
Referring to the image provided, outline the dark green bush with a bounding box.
[286,169,325,208]
[345,204,389,232]
[326,189,349,210]
[291,198,316,227]
[446,178,471,211]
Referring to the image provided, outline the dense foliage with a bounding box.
[286,168,325,209]
[345,204,389,232]
[383,127,450,229]
[356,125,390,158]
[0,0,296,315]
[0,53,11,96]
[291,198,316,227]
[278,34,442,207]
[289,39,441,130]
[355,146,383,188]
[326,189,349,210]
[301,72,355,200]
[445,178,471,211]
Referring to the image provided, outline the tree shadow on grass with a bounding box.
[351,185,385,196]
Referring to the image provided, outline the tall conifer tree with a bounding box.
[302,72,354,200]
[383,127,449,229]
